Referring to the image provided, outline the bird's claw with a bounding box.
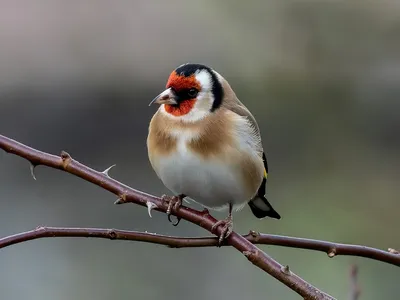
[162,194,184,226]
[168,215,181,226]
[165,195,182,215]
[211,216,233,245]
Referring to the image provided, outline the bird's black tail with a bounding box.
[248,196,281,219]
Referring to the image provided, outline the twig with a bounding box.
[0,134,374,299]
[0,226,215,249]
[247,232,400,267]
[349,265,361,300]
[0,227,398,267]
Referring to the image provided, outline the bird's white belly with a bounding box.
[155,151,252,211]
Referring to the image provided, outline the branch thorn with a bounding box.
[60,151,71,159]
[114,193,127,205]
[201,208,210,216]
[60,151,71,169]
[243,249,259,263]
[249,230,260,237]
[29,163,37,180]
[146,201,158,218]
[281,265,291,275]
[388,248,399,254]
[243,250,252,257]
[328,249,337,258]
[101,164,116,177]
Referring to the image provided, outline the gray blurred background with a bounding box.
[0,1,399,299]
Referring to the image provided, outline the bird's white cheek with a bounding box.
[177,99,211,123]
[196,92,214,111]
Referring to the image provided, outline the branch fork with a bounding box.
[1,134,399,299]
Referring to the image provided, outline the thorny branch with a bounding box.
[0,135,333,299]
[1,227,399,267]
[0,134,399,298]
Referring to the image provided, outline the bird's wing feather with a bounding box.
[224,97,261,135]
[222,94,269,195]
[224,97,279,219]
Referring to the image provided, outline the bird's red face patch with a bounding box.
[164,99,197,116]
[164,71,201,116]
[166,71,201,91]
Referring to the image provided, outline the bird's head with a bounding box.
[149,63,224,122]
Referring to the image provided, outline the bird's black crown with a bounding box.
[174,63,223,112]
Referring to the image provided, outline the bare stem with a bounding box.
[349,265,361,300]
[1,227,398,268]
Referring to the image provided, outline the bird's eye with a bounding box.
[187,88,198,98]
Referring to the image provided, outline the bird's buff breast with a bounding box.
[147,109,264,211]
[149,138,261,211]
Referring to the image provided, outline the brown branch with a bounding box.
[1,226,398,268]
[0,134,368,300]
[0,226,218,249]
[247,232,400,267]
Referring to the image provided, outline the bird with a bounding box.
[147,63,280,243]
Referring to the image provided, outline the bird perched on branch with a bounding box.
[147,63,280,243]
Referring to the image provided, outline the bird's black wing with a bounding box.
[248,152,281,219]
[257,152,268,196]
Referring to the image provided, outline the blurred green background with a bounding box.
[0,1,399,299]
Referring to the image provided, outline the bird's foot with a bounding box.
[161,194,185,226]
[211,214,233,245]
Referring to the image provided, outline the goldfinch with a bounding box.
[147,63,280,243]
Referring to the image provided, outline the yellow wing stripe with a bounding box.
[264,169,268,179]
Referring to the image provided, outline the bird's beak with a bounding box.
[149,88,178,106]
